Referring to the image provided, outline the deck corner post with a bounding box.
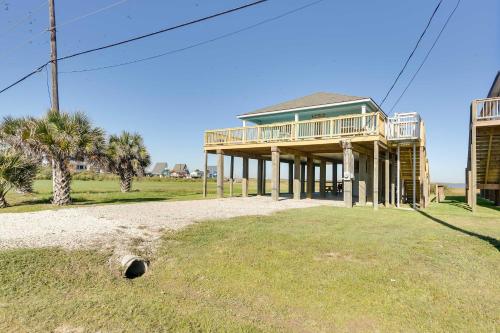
[342,140,354,208]
[288,161,294,194]
[216,149,224,198]
[242,157,249,197]
[229,156,234,197]
[294,155,301,200]
[257,159,263,196]
[390,153,396,206]
[300,162,306,194]
[470,113,477,212]
[332,162,338,195]
[319,160,326,198]
[412,143,416,209]
[373,141,379,210]
[396,144,400,207]
[358,154,367,206]
[203,151,208,198]
[306,157,314,199]
[385,150,390,207]
[271,146,280,201]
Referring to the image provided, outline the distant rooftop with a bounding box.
[239,92,369,117]
[151,162,168,174]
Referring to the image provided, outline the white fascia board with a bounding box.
[237,98,385,119]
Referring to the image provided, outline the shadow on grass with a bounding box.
[416,209,500,252]
[445,195,500,213]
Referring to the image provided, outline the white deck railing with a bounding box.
[475,97,500,121]
[205,112,384,146]
[385,112,420,141]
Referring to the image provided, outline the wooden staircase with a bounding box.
[476,128,500,185]
[466,96,500,211]
[399,146,422,204]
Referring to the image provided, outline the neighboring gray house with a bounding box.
[150,162,169,177]
[207,166,217,178]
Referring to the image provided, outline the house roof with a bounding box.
[487,71,500,98]
[238,92,370,118]
[172,164,188,172]
[151,162,168,174]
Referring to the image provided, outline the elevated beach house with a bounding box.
[203,92,430,209]
[466,72,500,211]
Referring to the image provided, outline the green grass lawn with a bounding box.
[0,191,498,332]
[1,179,247,213]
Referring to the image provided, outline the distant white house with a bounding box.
[150,162,169,177]
[190,169,204,178]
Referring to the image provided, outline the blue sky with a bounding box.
[0,0,498,182]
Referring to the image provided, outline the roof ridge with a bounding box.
[239,92,369,117]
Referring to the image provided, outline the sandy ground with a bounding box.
[0,197,333,251]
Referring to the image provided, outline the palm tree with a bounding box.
[0,116,40,194]
[0,149,38,208]
[1,110,105,205]
[106,132,150,192]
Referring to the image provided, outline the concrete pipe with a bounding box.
[121,255,148,279]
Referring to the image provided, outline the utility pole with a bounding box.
[48,0,59,112]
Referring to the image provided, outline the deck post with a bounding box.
[306,157,314,199]
[471,103,477,212]
[465,168,469,205]
[203,151,208,198]
[373,141,379,210]
[467,170,472,205]
[367,157,373,203]
[397,144,400,207]
[312,164,316,193]
[271,147,280,201]
[288,162,293,194]
[242,157,249,197]
[341,163,344,197]
[294,155,301,200]
[332,162,338,195]
[262,160,267,195]
[229,156,234,197]
[342,140,354,208]
[390,154,396,206]
[385,150,390,207]
[412,143,416,209]
[257,159,263,195]
[419,145,425,208]
[319,161,326,198]
[216,150,224,198]
[358,154,367,205]
[301,162,306,194]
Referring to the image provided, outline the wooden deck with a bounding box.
[203,112,430,209]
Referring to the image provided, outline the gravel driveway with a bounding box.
[0,197,330,250]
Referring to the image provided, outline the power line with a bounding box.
[390,0,461,112]
[57,0,268,62]
[0,0,131,61]
[379,0,443,106]
[61,0,325,74]
[0,0,46,38]
[0,63,46,95]
[0,0,269,95]
[55,0,130,29]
